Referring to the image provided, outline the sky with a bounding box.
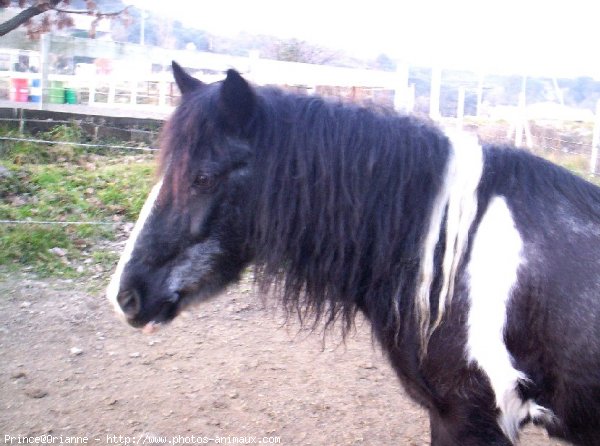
[127,0,599,79]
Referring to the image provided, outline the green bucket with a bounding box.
[49,81,65,104]
[65,88,77,104]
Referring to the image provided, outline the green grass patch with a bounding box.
[0,122,158,280]
[93,162,154,219]
[0,122,87,165]
[0,225,76,276]
[91,250,120,270]
[0,160,154,222]
[0,157,154,279]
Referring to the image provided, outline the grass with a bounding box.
[0,122,156,277]
[0,123,86,165]
[0,225,68,263]
[0,162,154,221]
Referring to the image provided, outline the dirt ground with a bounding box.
[0,274,569,446]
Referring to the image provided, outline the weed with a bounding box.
[0,163,34,197]
[91,250,119,270]
[43,123,83,142]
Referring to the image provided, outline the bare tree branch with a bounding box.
[53,6,129,18]
[0,1,129,38]
[0,0,60,36]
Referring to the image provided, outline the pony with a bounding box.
[107,62,600,445]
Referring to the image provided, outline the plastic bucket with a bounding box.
[29,78,41,103]
[65,88,77,104]
[9,78,29,102]
[49,81,65,104]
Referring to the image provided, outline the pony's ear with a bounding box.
[219,69,256,130]
[172,61,204,95]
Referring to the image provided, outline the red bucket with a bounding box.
[9,78,29,102]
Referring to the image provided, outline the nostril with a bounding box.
[117,289,142,318]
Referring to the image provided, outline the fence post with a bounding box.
[476,72,484,117]
[18,108,24,134]
[248,50,260,83]
[511,76,533,148]
[591,99,600,174]
[158,76,167,106]
[514,92,524,147]
[88,74,96,105]
[393,62,410,113]
[130,79,138,105]
[108,77,116,105]
[407,84,415,113]
[430,66,441,120]
[39,33,49,110]
[456,86,465,131]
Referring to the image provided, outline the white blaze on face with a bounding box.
[106,178,164,319]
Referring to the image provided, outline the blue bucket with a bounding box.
[29,78,41,103]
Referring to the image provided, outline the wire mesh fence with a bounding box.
[1,108,600,232]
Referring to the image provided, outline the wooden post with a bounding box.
[591,99,600,174]
[430,66,441,120]
[18,108,24,134]
[456,86,465,131]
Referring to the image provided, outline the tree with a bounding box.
[267,38,342,65]
[0,0,130,39]
[372,53,396,72]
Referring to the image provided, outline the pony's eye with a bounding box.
[193,174,216,191]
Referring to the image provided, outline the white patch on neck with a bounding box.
[466,196,553,441]
[106,178,164,318]
[416,130,483,337]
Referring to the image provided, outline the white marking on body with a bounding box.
[416,130,483,339]
[466,196,553,441]
[106,178,164,318]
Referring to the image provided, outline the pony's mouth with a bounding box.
[137,288,201,333]
[124,290,185,332]
[127,280,225,333]
[142,320,162,334]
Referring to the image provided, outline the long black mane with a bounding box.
[162,85,453,340]
[250,92,451,337]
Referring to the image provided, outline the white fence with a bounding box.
[2,35,600,173]
[0,35,412,120]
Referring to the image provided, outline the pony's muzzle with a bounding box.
[116,288,142,320]
[115,284,182,329]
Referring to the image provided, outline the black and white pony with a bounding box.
[107,62,600,445]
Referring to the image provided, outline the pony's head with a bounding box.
[108,62,453,345]
[106,62,257,330]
